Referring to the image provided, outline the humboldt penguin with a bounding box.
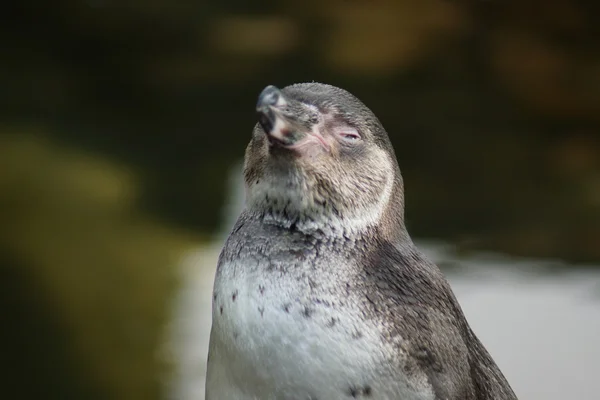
[206,83,518,400]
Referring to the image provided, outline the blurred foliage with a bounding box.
[0,132,197,399]
[1,0,600,399]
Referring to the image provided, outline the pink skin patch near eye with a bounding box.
[333,126,360,141]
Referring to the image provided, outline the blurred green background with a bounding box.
[1,1,599,399]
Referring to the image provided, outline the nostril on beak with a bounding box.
[257,85,284,109]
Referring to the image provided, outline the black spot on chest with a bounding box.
[348,385,373,398]
[302,306,313,318]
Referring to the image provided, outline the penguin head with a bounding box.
[244,82,405,238]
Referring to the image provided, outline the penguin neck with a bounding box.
[244,167,410,244]
[257,208,374,239]
[245,195,410,246]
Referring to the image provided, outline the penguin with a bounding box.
[206,83,518,400]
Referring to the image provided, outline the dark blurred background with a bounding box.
[1,1,599,399]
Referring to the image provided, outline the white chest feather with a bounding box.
[205,254,434,400]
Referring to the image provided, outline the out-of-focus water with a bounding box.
[168,166,600,400]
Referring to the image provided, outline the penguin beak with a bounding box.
[256,85,330,152]
[256,85,287,136]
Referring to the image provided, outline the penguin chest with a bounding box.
[206,257,434,400]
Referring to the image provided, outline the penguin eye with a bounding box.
[336,127,361,143]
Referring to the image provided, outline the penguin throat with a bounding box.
[246,174,395,238]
